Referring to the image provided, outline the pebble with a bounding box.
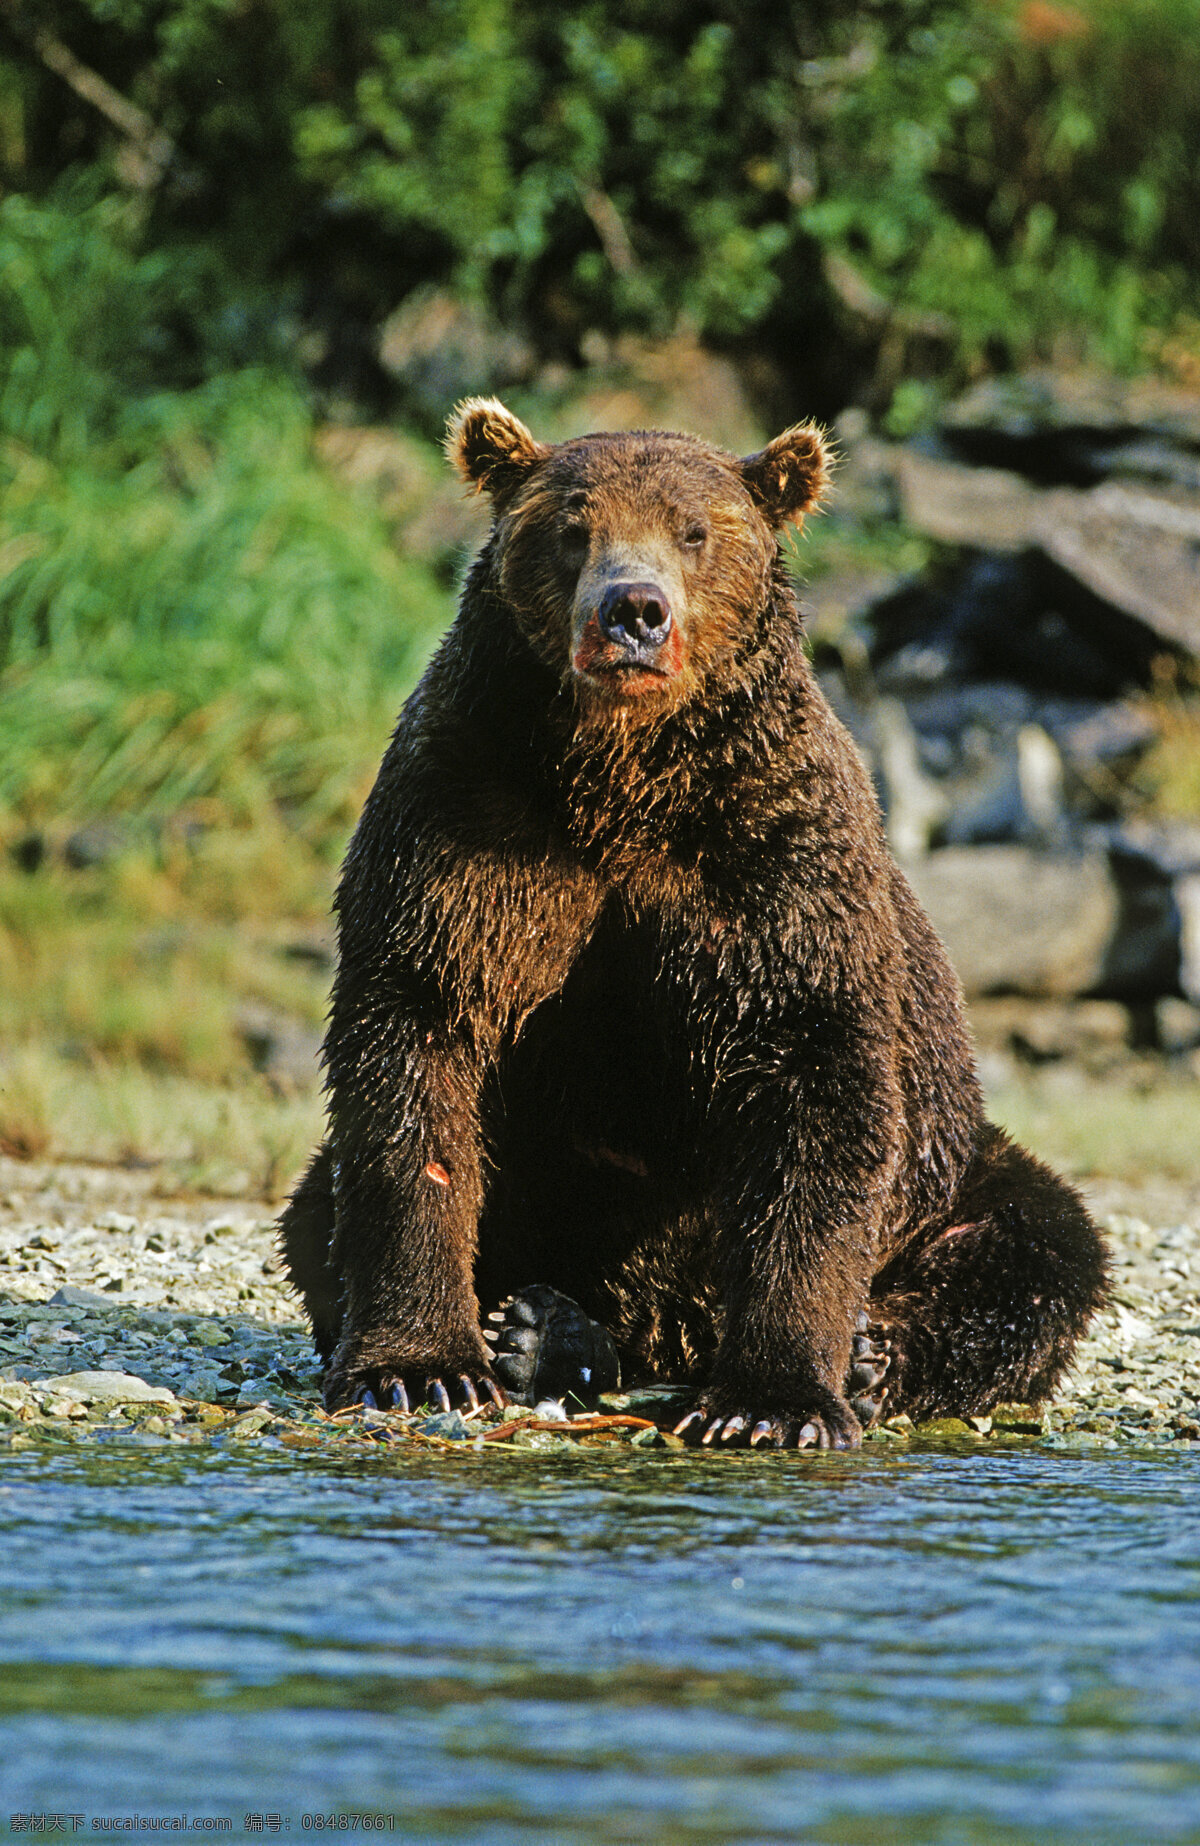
[34,1371,177,1406]
[418,1411,474,1441]
[0,1167,1198,1454]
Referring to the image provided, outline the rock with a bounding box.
[970,997,1131,1070]
[914,1416,979,1439]
[945,365,1196,441]
[991,1402,1044,1433]
[909,840,1181,1001]
[940,369,1200,467]
[35,1370,176,1405]
[873,551,1134,699]
[938,725,1068,849]
[379,288,535,423]
[228,1407,274,1437]
[418,1410,473,1441]
[904,847,1121,997]
[63,822,134,871]
[1032,485,1200,662]
[507,1428,572,1450]
[558,332,763,459]
[894,448,1041,550]
[804,568,909,643]
[827,415,903,524]
[1052,700,1159,785]
[881,683,1152,815]
[95,1212,136,1233]
[1081,437,1200,495]
[189,1323,232,1348]
[871,698,948,859]
[1113,822,1200,878]
[598,1384,692,1415]
[236,1007,323,1090]
[235,1382,293,1412]
[48,1286,113,1311]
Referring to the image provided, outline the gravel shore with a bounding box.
[2,1154,1199,1455]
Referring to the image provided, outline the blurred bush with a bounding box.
[2,0,1197,406]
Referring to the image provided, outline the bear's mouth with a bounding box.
[577,658,674,697]
[571,617,684,695]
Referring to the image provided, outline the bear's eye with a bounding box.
[682,522,709,550]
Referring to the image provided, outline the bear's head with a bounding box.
[446,399,831,713]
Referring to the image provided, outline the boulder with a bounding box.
[379,288,535,422]
[906,845,1180,1000]
[906,847,1122,997]
[893,448,1040,550]
[939,369,1200,475]
[1031,485,1200,662]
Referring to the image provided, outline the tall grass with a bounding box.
[0,192,451,848]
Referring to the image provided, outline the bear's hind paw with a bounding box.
[483,1284,621,1406]
[846,1311,895,1428]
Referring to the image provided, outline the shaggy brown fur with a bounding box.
[280,399,1108,1447]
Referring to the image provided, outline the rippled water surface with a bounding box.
[2,1440,1200,1843]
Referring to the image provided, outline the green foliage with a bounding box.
[0,192,450,841]
[290,0,798,341]
[6,0,1196,380]
[799,0,1200,372]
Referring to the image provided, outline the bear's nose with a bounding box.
[596,582,673,651]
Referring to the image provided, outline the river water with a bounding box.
[2,1439,1199,1843]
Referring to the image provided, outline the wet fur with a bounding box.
[281,408,1108,1435]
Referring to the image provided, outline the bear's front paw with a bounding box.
[674,1392,862,1451]
[482,1284,622,1406]
[323,1349,507,1416]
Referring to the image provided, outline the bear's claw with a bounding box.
[342,1368,506,1416]
[673,1404,862,1450]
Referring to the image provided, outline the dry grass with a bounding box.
[0,1042,322,1199]
[988,1067,1200,1186]
[0,842,332,1081]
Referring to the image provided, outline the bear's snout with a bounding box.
[596,581,673,654]
[572,569,685,695]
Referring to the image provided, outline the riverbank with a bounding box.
[1,1153,1198,1455]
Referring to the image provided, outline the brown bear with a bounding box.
[280,398,1108,1448]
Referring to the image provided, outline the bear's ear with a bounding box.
[445,397,549,501]
[740,421,832,528]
